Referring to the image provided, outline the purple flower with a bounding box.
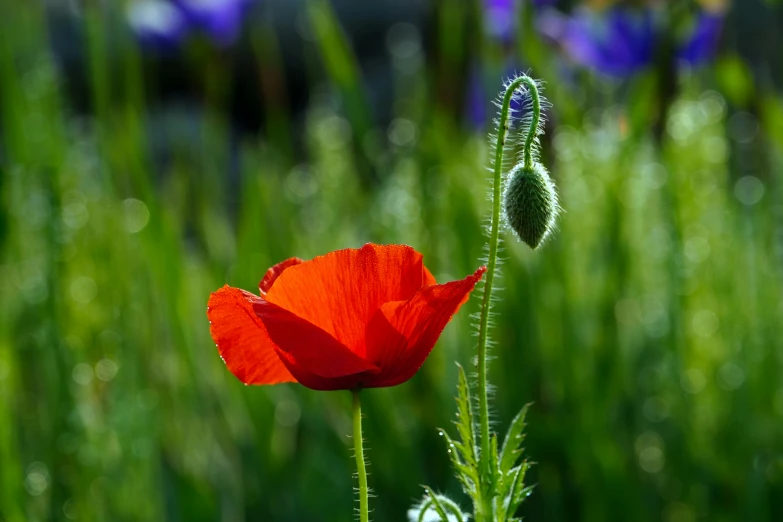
[128,0,253,51]
[483,0,557,41]
[677,11,724,65]
[128,1,189,51]
[467,68,489,129]
[466,65,535,129]
[540,6,724,78]
[176,0,248,47]
[483,0,517,40]
[541,7,655,77]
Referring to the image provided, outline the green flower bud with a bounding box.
[503,161,559,249]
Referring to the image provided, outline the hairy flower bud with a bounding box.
[503,161,558,249]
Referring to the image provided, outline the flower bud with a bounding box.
[503,161,558,249]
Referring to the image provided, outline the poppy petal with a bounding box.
[273,348,379,391]
[264,244,432,356]
[259,257,303,296]
[252,299,380,389]
[363,266,486,388]
[207,286,296,385]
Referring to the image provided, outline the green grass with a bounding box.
[1,2,782,521]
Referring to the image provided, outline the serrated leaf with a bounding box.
[454,364,477,467]
[514,482,534,505]
[500,468,522,518]
[455,476,476,502]
[455,463,476,482]
[490,433,500,492]
[440,429,481,504]
[440,430,467,471]
[499,404,530,475]
[503,462,533,518]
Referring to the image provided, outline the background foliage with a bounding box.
[1,1,782,521]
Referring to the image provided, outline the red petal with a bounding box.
[207,286,296,385]
[264,244,433,357]
[259,257,303,296]
[253,300,380,390]
[362,267,486,388]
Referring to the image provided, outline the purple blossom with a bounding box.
[467,69,489,129]
[128,0,253,51]
[539,6,724,78]
[176,0,248,47]
[677,11,724,65]
[128,1,189,51]
[483,0,517,40]
[483,0,557,41]
[466,65,534,129]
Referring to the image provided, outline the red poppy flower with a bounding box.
[207,243,485,391]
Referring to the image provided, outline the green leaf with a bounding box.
[502,462,533,518]
[490,433,500,491]
[439,429,480,504]
[439,429,463,468]
[499,404,529,476]
[453,364,477,467]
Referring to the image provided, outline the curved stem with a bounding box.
[352,389,369,522]
[476,75,541,520]
[439,498,467,522]
[417,500,434,522]
[521,79,541,170]
[417,497,466,522]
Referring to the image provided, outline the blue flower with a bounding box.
[483,0,557,41]
[128,0,254,51]
[175,0,249,47]
[466,65,536,130]
[128,1,189,51]
[566,8,655,77]
[539,6,724,78]
[677,11,724,65]
[483,0,516,40]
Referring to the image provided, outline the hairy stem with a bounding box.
[477,75,541,520]
[352,389,369,522]
[521,80,541,170]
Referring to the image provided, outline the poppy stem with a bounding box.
[351,389,369,522]
[477,74,540,517]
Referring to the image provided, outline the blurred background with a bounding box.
[1,0,782,520]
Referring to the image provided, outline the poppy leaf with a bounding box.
[453,364,477,467]
[499,403,529,477]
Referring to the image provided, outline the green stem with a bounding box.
[352,389,369,522]
[477,75,540,520]
[521,80,541,170]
